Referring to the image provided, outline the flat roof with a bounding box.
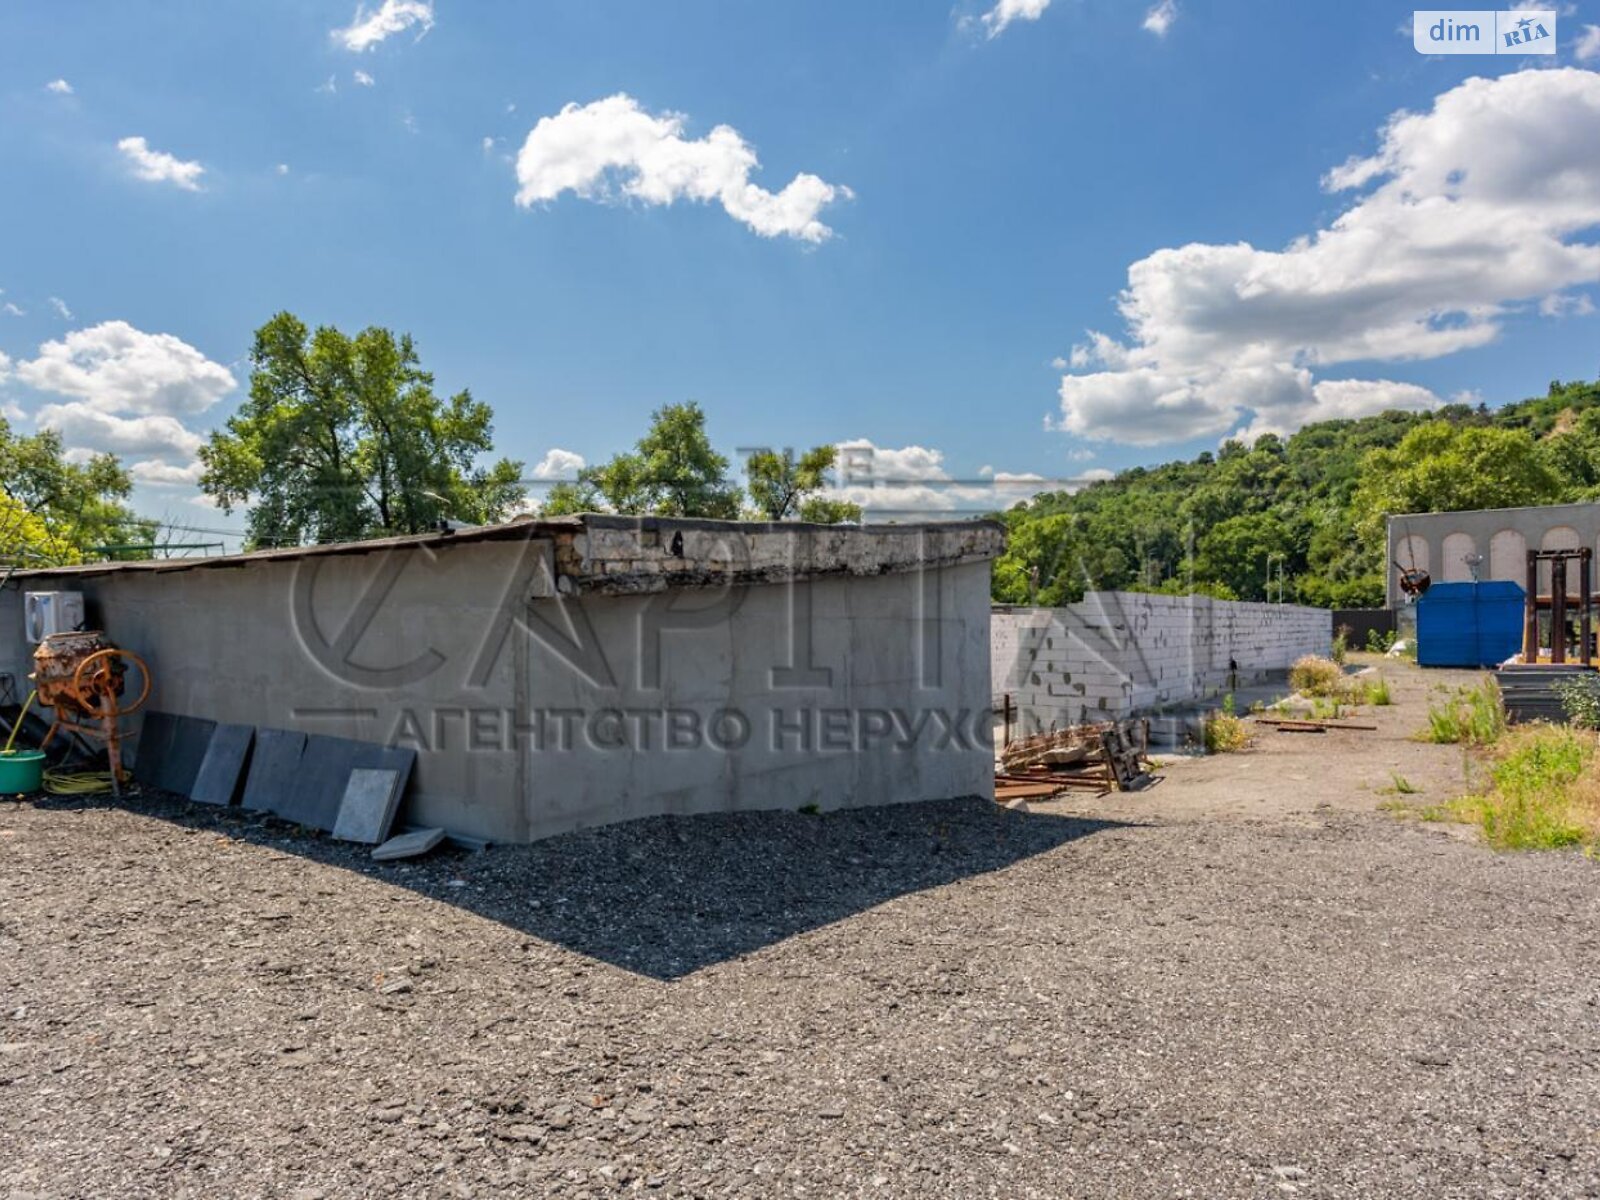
[13,513,1005,584]
[1387,500,1600,523]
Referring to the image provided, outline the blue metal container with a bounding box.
[1416,580,1525,668]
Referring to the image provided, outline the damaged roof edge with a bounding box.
[9,516,585,581]
[11,513,1006,586]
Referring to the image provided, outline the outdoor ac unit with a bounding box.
[24,591,85,642]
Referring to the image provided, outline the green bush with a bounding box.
[1290,655,1346,698]
[1455,727,1594,850]
[1331,629,1349,665]
[1425,679,1505,746]
[1203,711,1251,753]
[1554,672,1600,730]
[1365,676,1393,706]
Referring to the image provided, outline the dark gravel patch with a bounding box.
[2,792,1599,1198]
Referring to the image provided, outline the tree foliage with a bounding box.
[796,495,864,524]
[746,445,862,523]
[551,402,741,520]
[543,408,864,523]
[993,378,1600,608]
[0,421,149,563]
[199,312,524,546]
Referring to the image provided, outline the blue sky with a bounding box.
[2,1,1599,542]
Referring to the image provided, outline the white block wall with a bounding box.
[992,592,1332,730]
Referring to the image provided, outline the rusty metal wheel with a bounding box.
[69,648,151,718]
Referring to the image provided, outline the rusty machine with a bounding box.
[1493,547,1598,723]
[1519,546,1596,666]
[30,631,151,788]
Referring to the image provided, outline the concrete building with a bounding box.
[2,515,1004,843]
[992,591,1331,734]
[1385,501,1600,606]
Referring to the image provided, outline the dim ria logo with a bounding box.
[1414,10,1555,54]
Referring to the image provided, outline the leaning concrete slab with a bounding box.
[372,827,445,861]
[190,723,253,806]
[240,729,306,814]
[333,767,403,844]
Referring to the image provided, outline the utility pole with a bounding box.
[1265,552,1286,603]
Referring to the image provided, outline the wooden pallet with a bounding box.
[995,718,1154,800]
[1253,718,1378,733]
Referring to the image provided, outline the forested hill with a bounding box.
[991,377,1600,609]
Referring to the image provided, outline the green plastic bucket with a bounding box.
[0,750,45,794]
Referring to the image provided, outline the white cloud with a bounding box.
[980,0,1051,38]
[514,94,851,243]
[1054,68,1600,445]
[47,297,71,320]
[481,136,496,153]
[45,79,72,95]
[819,439,1063,513]
[316,75,338,95]
[1541,291,1596,316]
[129,458,204,486]
[333,0,433,51]
[1,303,23,317]
[835,439,947,482]
[1577,24,1600,60]
[19,321,233,478]
[34,403,204,461]
[117,136,205,191]
[18,321,235,417]
[531,447,585,479]
[276,163,290,176]
[1142,0,1178,36]
[1232,378,1443,443]
[353,69,375,86]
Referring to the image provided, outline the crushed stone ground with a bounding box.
[3,658,1599,1198]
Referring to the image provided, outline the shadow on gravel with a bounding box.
[23,791,1128,980]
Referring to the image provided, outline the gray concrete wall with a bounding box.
[11,538,542,841]
[992,592,1332,733]
[520,561,994,840]
[1386,502,1600,606]
[6,521,997,842]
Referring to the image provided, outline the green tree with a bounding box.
[797,496,863,524]
[571,402,742,518]
[984,379,1600,610]
[1192,511,1297,601]
[743,444,864,523]
[0,421,150,561]
[1350,423,1562,558]
[746,445,835,519]
[199,312,524,546]
[538,480,599,517]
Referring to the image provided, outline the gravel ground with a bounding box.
[4,663,1600,1198]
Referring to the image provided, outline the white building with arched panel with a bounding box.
[1385,502,1600,607]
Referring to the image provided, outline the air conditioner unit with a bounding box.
[24,591,85,642]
